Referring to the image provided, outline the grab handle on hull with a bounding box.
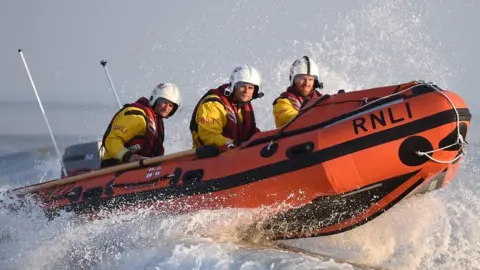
[286,142,314,159]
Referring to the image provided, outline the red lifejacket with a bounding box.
[189,84,259,144]
[103,97,165,158]
[273,86,322,111]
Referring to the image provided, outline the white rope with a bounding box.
[414,82,467,164]
[322,81,427,129]
[333,82,421,119]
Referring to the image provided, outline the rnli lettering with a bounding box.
[198,117,216,125]
[128,144,142,152]
[352,102,413,135]
[274,109,288,117]
[113,125,128,134]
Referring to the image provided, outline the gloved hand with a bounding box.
[225,139,236,149]
[128,154,147,162]
[225,139,243,149]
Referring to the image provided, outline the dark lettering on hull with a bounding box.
[352,118,367,135]
[388,108,404,124]
[370,111,386,129]
[353,102,413,135]
[406,102,413,118]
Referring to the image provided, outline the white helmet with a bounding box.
[149,83,182,117]
[225,65,263,99]
[289,56,323,89]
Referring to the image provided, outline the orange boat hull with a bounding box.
[14,81,471,240]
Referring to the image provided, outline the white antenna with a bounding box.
[100,60,122,109]
[18,49,68,177]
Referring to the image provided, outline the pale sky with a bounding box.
[1,1,478,106]
[1,0,479,138]
[0,1,358,105]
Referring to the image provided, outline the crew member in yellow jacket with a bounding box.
[101,83,182,167]
[189,65,263,149]
[272,56,324,128]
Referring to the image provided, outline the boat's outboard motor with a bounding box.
[60,141,104,178]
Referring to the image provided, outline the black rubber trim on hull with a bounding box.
[262,170,422,240]
[271,176,425,240]
[46,108,471,216]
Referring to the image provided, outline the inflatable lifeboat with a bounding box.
[9,80,471,240]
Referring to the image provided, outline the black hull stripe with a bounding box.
[59,108,470,214]
[263,170,420,231]
[270,177,425,240]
